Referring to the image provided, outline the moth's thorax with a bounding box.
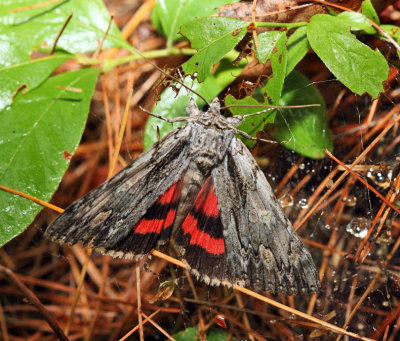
[188,122,234,173]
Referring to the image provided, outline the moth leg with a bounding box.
[139,106,190,123]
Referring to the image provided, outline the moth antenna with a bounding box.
[133,49,209,106]
[176,68,196,101]
[231,126,277,144]
[224,103,320,143]
[220,103,320,112]
[139,106,190,123]
[176,68,184,82]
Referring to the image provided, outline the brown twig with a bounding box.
[50,13,73,55]
[0,265,70,341]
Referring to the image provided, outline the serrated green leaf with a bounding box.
[0,0,128,67]
[181,17,247,81]
[337,12,372,31]
[307,14,388,98]
[0,54,71,111]
[261,32,287,103]
[181,17,246,50]
[151,0,236,48]
[271,71,333,159]
[144,60,244,150]
[173,326,233,341]
[286,26,310,75]
[0,68,100,246]
[225,94,276,148]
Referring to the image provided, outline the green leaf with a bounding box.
[381,24,400,41]
[362,0,379,34]
[286,26,310,75]
[307,14,388,98]
[0,68,100,246]
[0,54,71,111]
[337,12,372,31]
[271,71,333,159]
[225,94,276,148]
[173,326,233,341]
[0,0,128,67]
[144,60,244,150]
[151,0,236,48]
[254,31,283,63]
[181,17,247,81]
[260,32,287,103]
[381,24,400,58]
[362,0,380,24]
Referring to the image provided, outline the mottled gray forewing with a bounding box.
[45,124,192,256]
[212,137,320,295]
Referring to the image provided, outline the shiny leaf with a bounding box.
[307,14,388,98]
[181,17,247,81]
[0,68,100,246]
[271,71,333,159]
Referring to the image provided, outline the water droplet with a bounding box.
[367,168,392,189]
[279,194,294,208]
[346,218,370,238]
[357,323,365,330]
[342,195,357,207]
[297,198,308,208]
[299,163,305,170]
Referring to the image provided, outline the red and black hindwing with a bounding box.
[175,177,227,283]
[113,175,183,255]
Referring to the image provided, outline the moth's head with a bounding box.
[187,97,221,119]
[207,98,221,117]
[187,97,234,129]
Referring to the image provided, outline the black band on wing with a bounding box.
[188,208,224,239]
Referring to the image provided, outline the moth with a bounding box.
[46,97,321,295]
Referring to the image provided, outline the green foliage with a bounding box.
[337,12,372,31]
[286,26,310,75]
[225,94,276,148]
[362,0,380,24]
[0,0,128,67]
[181,17,247,81]
[173,326,233,341]
[0,68,100,246]
[151,0,236,48]
[0,0,126,245]
[0,54,71,111]
[258,31,288,103]
[307,14,388,98]
[272,71,333,159]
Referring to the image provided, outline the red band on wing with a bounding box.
[134,178,182,234]
[158,180,180,205]
[194,178,219,218]
[135,218,167,234]
[182,178,225,255]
